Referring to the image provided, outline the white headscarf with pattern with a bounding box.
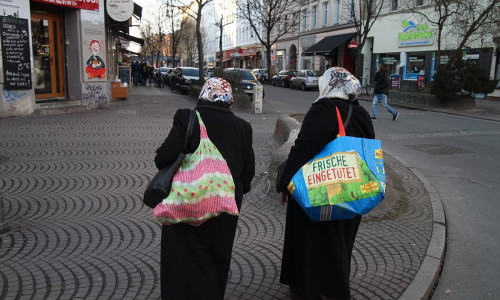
[315,67,361,102]
[198,77,234,105]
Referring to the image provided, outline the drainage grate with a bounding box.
[0,155,10,164]
[405,143,474,155]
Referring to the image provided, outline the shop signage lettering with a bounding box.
[398,21,434,47]
[31,0,99,11]
[0,16,32,90]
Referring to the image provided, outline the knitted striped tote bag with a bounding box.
[154,111,238,226]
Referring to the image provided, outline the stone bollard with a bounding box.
[0,196,10,234]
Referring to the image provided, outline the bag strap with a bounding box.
[183,109,196,151]
[335,103,352,137]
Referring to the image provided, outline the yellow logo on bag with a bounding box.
[287,181,295,194]
[375,149,383,159]
[361,181,380,193]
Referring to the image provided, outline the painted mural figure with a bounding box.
[85,39,106,79]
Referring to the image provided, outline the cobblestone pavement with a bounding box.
[0,86,433,299]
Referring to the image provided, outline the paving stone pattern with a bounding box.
[0,87,432,299]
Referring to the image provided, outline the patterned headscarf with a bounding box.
[198,77,233,105]
[315,67,361,102]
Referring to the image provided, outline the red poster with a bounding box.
[31,0,99,11]
[417,75,426,90]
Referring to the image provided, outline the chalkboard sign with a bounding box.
[0,16,32,90]
[118,66,131,88]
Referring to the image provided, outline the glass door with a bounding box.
[31,13,64,99]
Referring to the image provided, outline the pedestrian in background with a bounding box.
[154,78,255,300]
[132,61,140,86]
[276,67,375,300]
[372,62,399,121]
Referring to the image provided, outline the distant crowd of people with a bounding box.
[131,61,156,86]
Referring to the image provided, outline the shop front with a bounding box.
[0,0,112,118]
[238,46,258,69]
[301,31,356,74]
[369,14,496,92]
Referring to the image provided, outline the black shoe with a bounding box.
[371,117,377,120]
[393,112,399,121]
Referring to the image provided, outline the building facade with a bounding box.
[0,0,142,118]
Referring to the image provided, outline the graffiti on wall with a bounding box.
[0,86,32,114]
[82,83,108,107]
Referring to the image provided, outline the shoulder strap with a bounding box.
[334,103,352,137]
[183,109,196,151]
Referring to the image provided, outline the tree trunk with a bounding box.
[266,44,272,84]
[197,6,205,83]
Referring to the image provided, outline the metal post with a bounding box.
[0,196,10,234]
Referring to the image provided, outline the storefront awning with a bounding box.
[302,33,356,56]
[115,31,145,46]
[133,3,143,19]
[120,48,141,56]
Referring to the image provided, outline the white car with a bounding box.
[252,69,268,82]
[290,70,322,91]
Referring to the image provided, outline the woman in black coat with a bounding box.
[154,78,255,299]
[276,67,375,300]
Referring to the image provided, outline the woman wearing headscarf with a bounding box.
[276,67,375,300]
[154,78,255,299]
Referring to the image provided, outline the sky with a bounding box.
[128,0,162,52]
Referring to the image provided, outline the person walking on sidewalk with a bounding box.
[276,67,375,300]
[154,77,255,300]
[372,62,399,121]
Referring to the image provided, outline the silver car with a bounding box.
[290,70,322,91]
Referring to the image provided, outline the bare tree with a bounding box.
[346,0,387,77]
[401,0,460,65]
[179,17,198,66]
[451,0,500,59]
[152,6,169,68]
[237,0,302,82]
[213,1,235,68]
[162,0,188,68]
[175,0,214,82]
[139,21,156,64]
[402,0,499,64]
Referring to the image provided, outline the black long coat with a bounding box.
[154,101,255,300]
[276,98,375,300]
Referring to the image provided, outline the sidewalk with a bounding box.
[2,86,497,299]
[357,93,500,122]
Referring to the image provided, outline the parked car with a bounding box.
[225,68,264,98]
[165,68,175,86]
[170,67,200,94]
[204,66,215,78]
[252,69,268,82]
[290,70,322,91]
[272,70,297,87]
[159,67,169,84]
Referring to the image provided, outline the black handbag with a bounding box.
[143,109,196,208]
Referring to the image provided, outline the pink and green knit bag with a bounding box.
[153,111,238,226]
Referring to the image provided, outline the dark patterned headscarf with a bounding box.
[315,67,361,102]
[198,77,233,105]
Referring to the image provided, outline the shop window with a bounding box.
[302,57,312,70]
[379,54,400,75]
[415,0,424,7]
[405,52,425,80]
